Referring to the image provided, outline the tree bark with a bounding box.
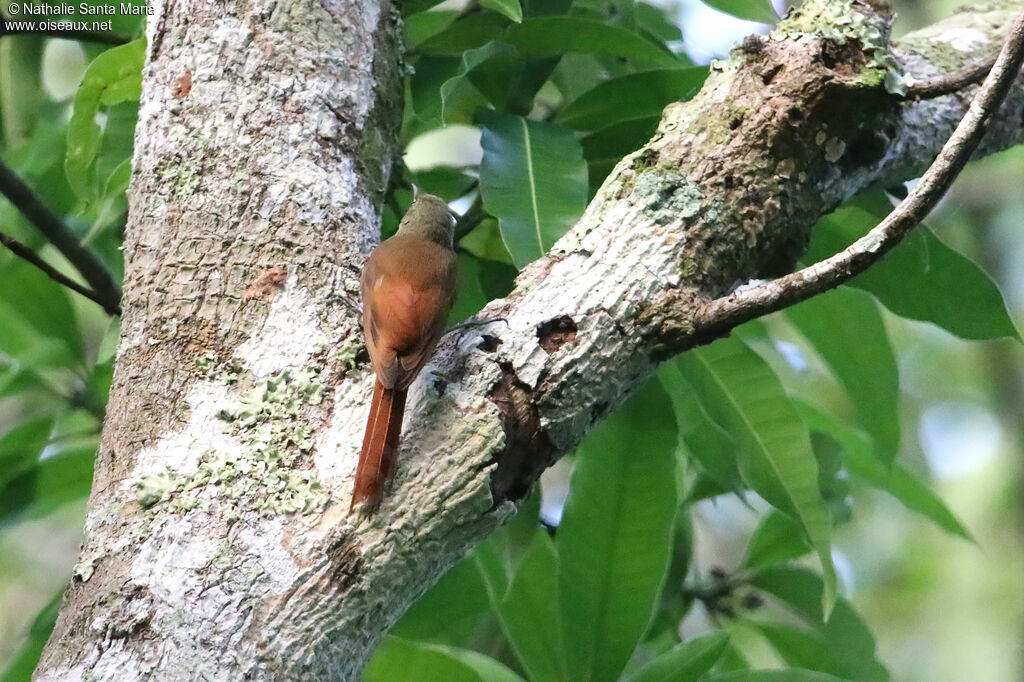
[36,0,1024,679]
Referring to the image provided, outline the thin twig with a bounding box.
[0,230,119,313]
[903,53,998,100]
[0,159,122,316]
[695,9,1024,337]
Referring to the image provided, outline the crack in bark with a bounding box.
[486,361,557,504]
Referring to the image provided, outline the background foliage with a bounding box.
[0,1,1021,680]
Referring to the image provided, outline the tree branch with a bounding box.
[0,230,119,313]
[902,53,998,100]
[694,9,1024,338]
[0,160,121,316]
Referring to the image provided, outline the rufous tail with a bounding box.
[350,379,407,512]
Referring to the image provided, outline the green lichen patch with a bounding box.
[335,335,366,371]
[133,366,330,518]
[633,170,703,225]
[73,548,108,582]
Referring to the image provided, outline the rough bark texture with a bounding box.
[36,1,1024,680]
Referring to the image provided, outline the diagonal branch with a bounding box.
[0,230,119,313]
[902,53,998,100]
[0,160,122,316]
[693,9,1024,338]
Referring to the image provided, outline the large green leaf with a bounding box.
[755,623,850,679]
[558,67,708,131]
[581,116,661,193]
[364,637,524,682]
[0,436,96,524]
[700,0,778,24]
[558,379,679,682]
[496,532,567,682]
[637,2,684,43]
[420,16,679,66]
[0,261,83,368]
[439,43,521,123]
[675,338,836,614]
[408,166,477,201]
[805,192,1019,341]
[66,38,145,202]
[786,286,900,464]
[629,631,730,682]
[657,364,745,497]
[504,17,678,66]
[797,402,972,541]
[478,112,588,267]
[410,12,507,52]
[390,554,492,642]
[751,567,888,682]
[742,511,809,571]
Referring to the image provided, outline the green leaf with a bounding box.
[478,112,588,267]
[630,631,730,682]
[0,260,83,367]
[703,670,850,682]
[750,567,888,682]
[559,379,678,682]
[419,15,679,65]
[797,402,972,541]
[755,623,848,679]
[409,166,477,201]
[364,637,525,682]
[805,192,1019,341]
[657,364,745,497]
[459,218,516,265]
[786,287,900,464]
[390,554,492,642]
[742,511,810,571]
[636,2,684,43]
[496,532,568,682]
[450,253,491,324]
[0,592,60,682]
[0,417,56,490]
[581,116,661,192]
[558,67,708,131]
[503,17,679,66]
[675,338,836,615]
[481,0,523,23]
[0,434,96,524]
[413,12,510,53]
[66,39,145,202]
[439,43,519,123]
[700,0,778,24]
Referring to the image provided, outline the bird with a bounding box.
[350,193,458,513]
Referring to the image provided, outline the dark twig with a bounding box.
[696,9,1024,337]
[0,230,118,313]
[0,159,122,316]
[903,53,998,100]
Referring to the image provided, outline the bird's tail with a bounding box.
[350,379,407,513]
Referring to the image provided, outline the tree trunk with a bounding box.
[35,0,1024,679]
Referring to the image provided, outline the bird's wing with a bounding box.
[361,240,456,389]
